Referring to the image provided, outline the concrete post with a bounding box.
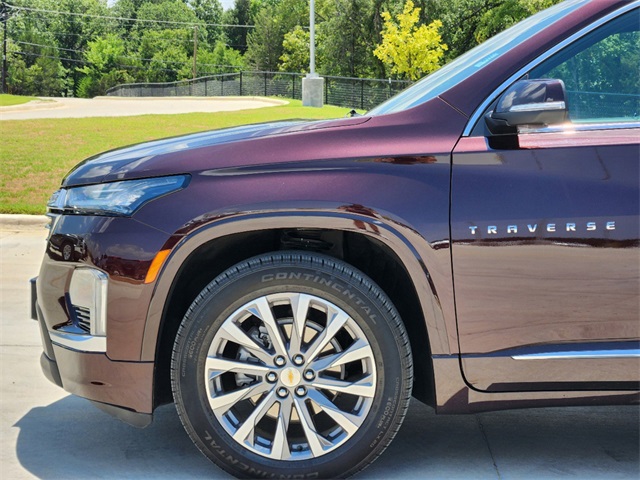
[302,0,324,107]
[302,75,324,107]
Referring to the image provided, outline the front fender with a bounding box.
[140,206,455,361]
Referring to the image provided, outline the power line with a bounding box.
[16,30,94,39]
[14,50,87,64]
[8,5,256,29]
[16,40,79,53]
[14,29,201,42]
[13,29,205,50]
[14,30,213,48]
[13,50,178,72]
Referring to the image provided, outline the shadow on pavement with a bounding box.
[14,396,639,479]
[14,396,227,479]
[366,403,639,479]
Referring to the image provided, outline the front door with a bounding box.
[450,8,640,392]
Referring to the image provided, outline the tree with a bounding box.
[3,0,567,95]
[225,0,252,53]
[279,26,309,73]
[319,0,378,78]
[474,0,560,44]
[245,6,283,71]
[76,34,134,97]
[198,40,246,75]
[188,0,225,45]
[374,0,446,80]
[245,0,307,72]
[7,0,112,94]
[136,28,193,82]
[6,41,68,95]
[421,0,562,62]
[134,0,201,31]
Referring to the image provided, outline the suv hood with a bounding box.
[62,116,369,187]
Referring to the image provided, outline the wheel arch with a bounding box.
[143,210,451,408]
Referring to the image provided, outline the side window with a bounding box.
[529,9,639,124]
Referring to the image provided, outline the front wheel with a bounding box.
[171,251,413,478]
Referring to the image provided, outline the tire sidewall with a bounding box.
[173,256,410,478]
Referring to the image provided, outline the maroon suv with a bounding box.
[32,1,639,478]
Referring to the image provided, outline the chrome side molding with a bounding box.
[512,349,640,360]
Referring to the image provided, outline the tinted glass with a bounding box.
[529,8,640,123]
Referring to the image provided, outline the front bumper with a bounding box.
[32,213,175,426]
[31,273,155,427]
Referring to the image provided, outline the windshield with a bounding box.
[368,0,587,116]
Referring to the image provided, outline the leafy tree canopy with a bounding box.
[3,0,564,96]
[374,0,446,80]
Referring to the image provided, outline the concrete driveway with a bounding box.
[1,216,638,479]
[0,96,287,121]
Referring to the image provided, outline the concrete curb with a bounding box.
[0,214,48,229]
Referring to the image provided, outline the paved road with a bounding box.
[0,96,287,120]
[1,217,638,479]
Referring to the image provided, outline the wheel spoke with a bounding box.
[304,308,349,364]
[311,374,376,398]
[270,396,293,460]
[209,381,272,415]
[233,389,278,445]
[293,397,331,457]
[307,389,363,435]
[218,321,273,364]
[205,356,271,378]
[205,291,378,461]
[247,297,288,358]
[310,338,373,372]
[288,293,312,353]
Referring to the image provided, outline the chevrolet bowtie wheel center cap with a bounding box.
[280,367,302,387]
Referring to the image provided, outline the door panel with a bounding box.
[450,131,640,391]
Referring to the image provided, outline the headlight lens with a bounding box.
[48,175,189,216]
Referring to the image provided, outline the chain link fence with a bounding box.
[567,90,640,122]
[105,71,412,111]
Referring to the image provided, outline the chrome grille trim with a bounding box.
[73,305,91,333]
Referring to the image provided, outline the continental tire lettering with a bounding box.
[261,272,377,324]
[204,429,320,478]
[342,289,356,300]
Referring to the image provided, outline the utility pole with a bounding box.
[309,0,315,76]
[302,0,323,107]
[1,2,10,94]
[192,25,198,80]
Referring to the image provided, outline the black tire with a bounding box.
[62,241,73,261]
[171,251,413,479]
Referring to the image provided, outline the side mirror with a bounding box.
[485,79,568,134]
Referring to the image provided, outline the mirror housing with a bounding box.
[485,79,568,134]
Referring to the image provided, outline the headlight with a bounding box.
[48,175,189,216]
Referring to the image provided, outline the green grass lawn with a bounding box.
[0,100,353,214]
[0,94,39,107]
